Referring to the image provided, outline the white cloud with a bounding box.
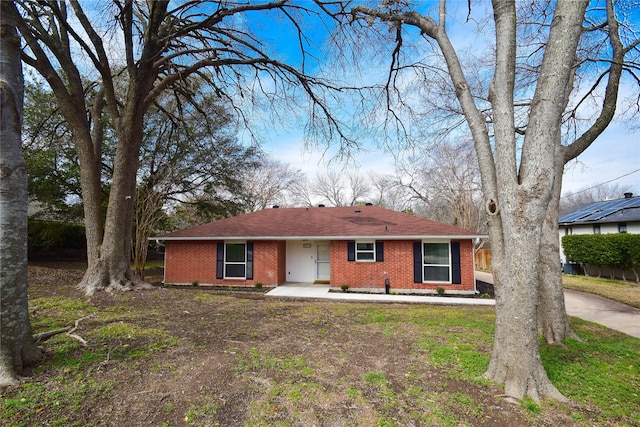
[262,130,396,179]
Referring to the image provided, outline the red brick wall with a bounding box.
[165,238,476,291]
[253,240,286,286]
[330,240,476,292]
[458,240,476,290]
[164,240,285,286]
[164,241,218,284]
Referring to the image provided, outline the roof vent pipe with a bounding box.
[624,192,633,199]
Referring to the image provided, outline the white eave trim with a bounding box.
[151,234,488,241]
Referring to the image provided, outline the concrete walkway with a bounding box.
[265,283,495,306]
[266,273,640,339]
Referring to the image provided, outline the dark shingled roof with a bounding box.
[156,205,484,240]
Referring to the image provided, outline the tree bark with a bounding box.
[413,0,583,401]
[482,0,587,401]
[484,192,565,402]
[0,2,43,385]
[537,156,577,344]
[536,0,625,344]
[79,105,148,295]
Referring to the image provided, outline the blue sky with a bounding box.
[28,0,637,199]
[246,1,639,198]
[562,122,640,195]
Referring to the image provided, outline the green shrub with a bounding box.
[562,234,640,278]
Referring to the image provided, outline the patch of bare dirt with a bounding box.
[1,263,603,426]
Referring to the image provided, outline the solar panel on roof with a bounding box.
[559,197,640,223]
[581,209,616,221]
[559,201,608,222]
[588,198,640,220]
[560,210,594,222]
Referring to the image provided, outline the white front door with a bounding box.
[316,243,330,281]
[286,240,315,282]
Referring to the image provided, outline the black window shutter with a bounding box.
[451,241,461,284]
[347,241,355,261]
[413,242,422,283]
[216,243,224,279]
[246,242,254,280]
[375,241,384,262]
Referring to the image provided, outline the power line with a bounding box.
[561,168,640,198]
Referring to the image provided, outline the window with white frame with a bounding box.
[423,242,450,282]
[356,241,375,261]
[225,242,246,278]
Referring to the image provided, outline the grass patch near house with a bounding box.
[541,317,640,423]
[2,264,639,426]
[563,274,640,308]
[143,260,165,269]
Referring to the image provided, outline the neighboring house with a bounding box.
[155,205,485,295]
[558,192,640,265]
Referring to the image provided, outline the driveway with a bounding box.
[478,271,640,339]
[564,289,640,338]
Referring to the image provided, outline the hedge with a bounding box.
[562,233,640,280]
[28,219,86,254]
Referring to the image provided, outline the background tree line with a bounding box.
[24,77,489,273]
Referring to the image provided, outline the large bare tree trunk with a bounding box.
[538,156,576,344]
[79,112,147,295]
[484,193,565,402]
[8,0,166,296]
[0,2,43,385]
[482,0,587,401]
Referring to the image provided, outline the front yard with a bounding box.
[1,263,639,426]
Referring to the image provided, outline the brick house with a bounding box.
[155,205,485,295]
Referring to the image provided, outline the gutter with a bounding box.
[151,234,489,242]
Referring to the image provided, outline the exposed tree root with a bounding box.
[484,362,568,404]
[33,327,73,343]
[541,326,582,346]
[103,278,153,294]
[32,315,93,346]
[80,266,153,296]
